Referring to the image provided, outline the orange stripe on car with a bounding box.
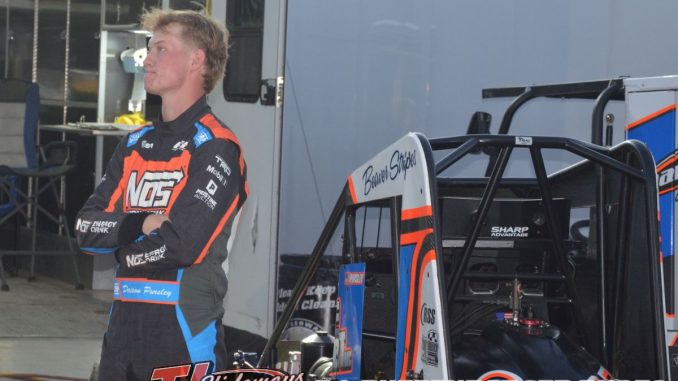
[659,184,678,196]
[399,228,433,378]
[401,205,432,220]
[625,104,676,131]
[479,370,520,380]
[401,249,419,379]
[671,333,678,347]
[410,249,437,373]
[347,176,358,204]
[656,153,678,172]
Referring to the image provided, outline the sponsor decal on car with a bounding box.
[362,149,417,196]
[149,362,303,381]
[490,226,529,238]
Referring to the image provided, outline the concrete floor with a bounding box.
[0,274,111,380]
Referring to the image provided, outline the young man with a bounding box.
[75,9,247,380]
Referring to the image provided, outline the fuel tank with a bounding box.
[453,319,608,380]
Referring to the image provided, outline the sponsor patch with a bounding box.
[421,329,439,366]
[119,284,173,298]
[89,220,117,234]
[126,170,184,210]
[75,218,91,233]
[214,154,232,176]
[193,123,213,148]
[126,126,154,148]
[344,271,365,286]
[194,189,217,210]
[125,245,167,267]
[120,151,190,213]
[206,165,228,186]
[172,140,189,151]
[206,179,218,195]
[420,303,436,325]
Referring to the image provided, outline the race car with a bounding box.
[258,129,667,380]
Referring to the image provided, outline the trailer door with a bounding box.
[210,0,286,342]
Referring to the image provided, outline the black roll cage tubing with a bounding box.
[482,78,626,146]
[480,78,627,362]
[431,135,663,371]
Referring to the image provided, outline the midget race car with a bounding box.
[253,128,667,380]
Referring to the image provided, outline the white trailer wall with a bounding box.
[278,0,678,256]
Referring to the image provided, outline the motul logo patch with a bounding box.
[126,171,184,209]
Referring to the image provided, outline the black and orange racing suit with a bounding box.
[75,97,247,381]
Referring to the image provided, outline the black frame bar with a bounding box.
[482,78,625,142]
[258,185,348,367]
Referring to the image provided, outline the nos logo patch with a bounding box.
[121,151,190,212]
[126,170,184,209]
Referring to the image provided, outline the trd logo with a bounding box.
[126,170,184,210]
[214,155,232,176]
[421,303,436,325]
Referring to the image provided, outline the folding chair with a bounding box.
[0,78,82,291]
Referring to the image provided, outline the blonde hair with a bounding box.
[142,8,229,94]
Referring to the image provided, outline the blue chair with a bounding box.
[0,78,82,291]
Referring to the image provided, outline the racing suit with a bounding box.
[75,97,247,380]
